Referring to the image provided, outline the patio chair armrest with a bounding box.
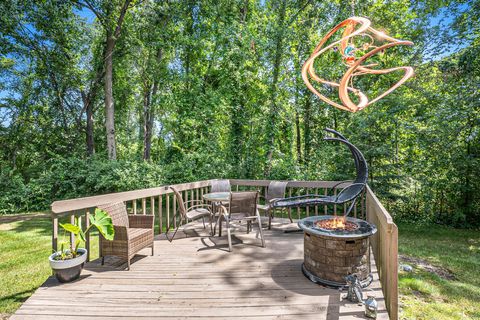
[128,214,155,229]
[186,204,212,212]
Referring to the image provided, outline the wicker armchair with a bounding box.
[97,202,154,270]
[257,181,289,229]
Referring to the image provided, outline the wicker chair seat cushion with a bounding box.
[186,208,211,220]
[128,228,153,241]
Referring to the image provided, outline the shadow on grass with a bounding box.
[0,288,37,306]
[5,216,52,237]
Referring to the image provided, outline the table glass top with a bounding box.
[202,192,230,201]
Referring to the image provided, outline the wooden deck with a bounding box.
[11,221,389,319]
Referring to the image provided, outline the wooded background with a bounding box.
[0,0,479,227]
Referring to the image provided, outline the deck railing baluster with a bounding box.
[85,210,90,261]
[166,194,170,231]
[306,188,310,217]
[151,197,155,215]
[142,198,146,215]
[70,214,75,248]
[158,195,163,234]
[173,193,177,228]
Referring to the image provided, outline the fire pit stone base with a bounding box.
[304,233,369,283]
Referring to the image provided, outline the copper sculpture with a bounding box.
[302,17,414,112]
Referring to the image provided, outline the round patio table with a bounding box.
[203,192,230,236]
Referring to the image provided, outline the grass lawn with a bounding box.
[0,213,99,319]
[398,223,480,320]
[0,215,479,319]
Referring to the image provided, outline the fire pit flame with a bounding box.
[315,216,359,231]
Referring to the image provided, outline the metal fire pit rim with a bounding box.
[298,215,377,239]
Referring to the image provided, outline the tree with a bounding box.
[77,0,133,160]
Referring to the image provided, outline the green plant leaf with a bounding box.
[59,223,80,235]
[90,208,115,241]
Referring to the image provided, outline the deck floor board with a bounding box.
[11,221,389,319]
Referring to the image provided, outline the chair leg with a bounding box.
[287,209,293,223]
[209,215,214,236]
[101,256,105,265]
[226,218,232,252]
[247,220,251,234]
[152,244,154,256]
[268,209,272,230]
[165,222,181,242]
[202,216,206,229]
[257,212,266,248]
[127,258,131,271]
[218,215,223,237]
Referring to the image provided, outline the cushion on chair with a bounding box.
[186,208,211,220]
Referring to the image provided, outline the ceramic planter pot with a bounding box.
[49,248,87,283]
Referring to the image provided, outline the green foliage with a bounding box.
[57,208,114,259]
[0,158,164,213]
[88,209,115,241]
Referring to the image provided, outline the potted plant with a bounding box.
[49,208,114,283]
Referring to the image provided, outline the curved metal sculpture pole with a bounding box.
[302,16,414,112]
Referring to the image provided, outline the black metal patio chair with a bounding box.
[271,128,368,217]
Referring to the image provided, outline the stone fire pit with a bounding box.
[298,215,377,288]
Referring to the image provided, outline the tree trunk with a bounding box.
[104,34,116,160]
[86,103,95,156]
[81,91,96,156]
[86,100,95,156]
[264,0,287,176]
[303,94,312,164]
[295,110,302,165]
[143,81,159,161]
[143,48,162,161]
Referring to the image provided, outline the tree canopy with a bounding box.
[0,0,479,227]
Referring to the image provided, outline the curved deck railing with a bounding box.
[51,179,398,320]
